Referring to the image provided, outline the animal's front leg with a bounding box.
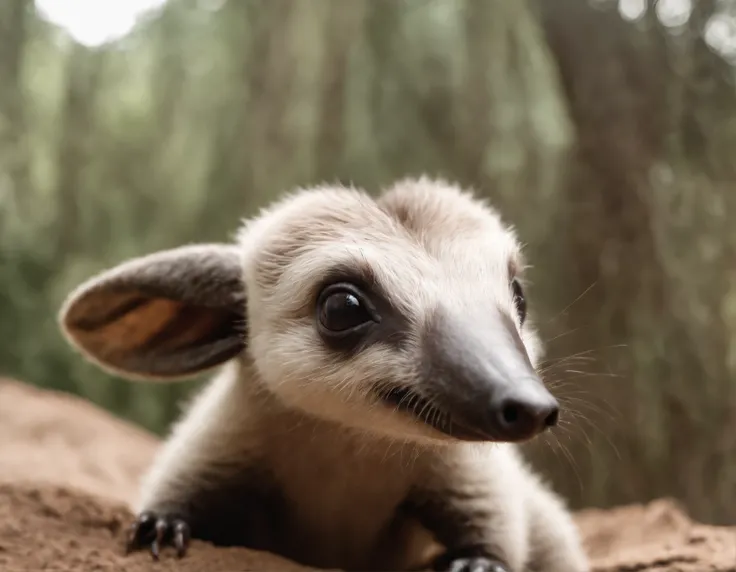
[403,489,521,572]
[125,462,287,560]
[123,370,291,560]
[402,462,528,572]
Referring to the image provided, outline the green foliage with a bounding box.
[1,0,735,525]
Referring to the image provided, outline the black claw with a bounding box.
[123,511,192,561]
[443,557,509,572]
[174,520,190,558]
[125,511,155,554]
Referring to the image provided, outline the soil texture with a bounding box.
[1,378,733,571]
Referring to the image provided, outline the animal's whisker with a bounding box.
[543,281,598,327]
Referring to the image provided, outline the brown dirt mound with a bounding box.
[0,482,313,572]
[1,378,734,572]
[577,501,735,571]
[0,378,158,506]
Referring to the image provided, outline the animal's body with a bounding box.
[59,177,589,572]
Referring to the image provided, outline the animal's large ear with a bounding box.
[59,244,247,381]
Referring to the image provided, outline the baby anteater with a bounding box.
[58,177,589,572]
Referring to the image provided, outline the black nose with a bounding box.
[492,394,559,442]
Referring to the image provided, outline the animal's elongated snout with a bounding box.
[422,307,559,443]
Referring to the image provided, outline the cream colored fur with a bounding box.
[59,176,589,572]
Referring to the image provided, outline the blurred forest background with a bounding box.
[1,0,735,527]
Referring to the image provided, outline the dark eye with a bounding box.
[511,278,527,325]
[317,283,376,336]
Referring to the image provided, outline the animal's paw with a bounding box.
[437,556,509,572]
[124,510,191,560]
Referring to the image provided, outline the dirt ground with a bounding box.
[0,378,734,572]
